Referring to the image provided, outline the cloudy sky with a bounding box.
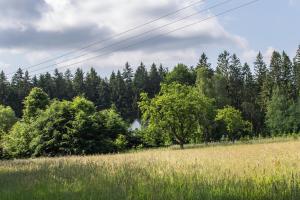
[0,0,299,77]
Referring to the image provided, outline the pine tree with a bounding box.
[110,71,128,119]
[266,87,292,135]
[228,54,243,108]
[241,63,257,134]
[269,51,282,86]
[85,68,101,103]
[73,68,85,96]
[216,51,230,79]
[10,68,26,117]
[53,69,67,100]
[148,63,161,98]
[0,71,10,105]
[98,78,111,110]
[133,62,149,93]
[37,72,54,98]
[197,53,212,71]
[281,51,294,99]
[158,64,167,80]
[293,45,300,96]
[64,69,74,100]
[254,52,267,92]
[122,63,135,120]
[196,54,214,98]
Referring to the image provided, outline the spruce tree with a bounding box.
[64,69,74,100]
[73,68,85,96]
[53,69,67,100]
[254,52,267,92]
[269,51,282,87]
[281,51,294,99]
[228,54,243,108]
[85,68,101,103]
[293,45,300,96]
[98,78,111,110]
[0,71,10,105]
[148,63,161,98]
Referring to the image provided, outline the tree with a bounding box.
[3,96,129,158]
[196,53,213,71]
[0,71,10,105]
[37,72,54,98]
[133,62,149,93]
[214,51,231,107]
[254,52,267,90]
[148,63,161,97]
[139,83,214,149]
[97,79,111,110]
[110,71,128,119]
[165,64,195,85]
[266,87,292,135]
[269,51,282,87]
[216,51,230,79]
[253,53,268,133]
[215,106,252,141]
[23,87,50,122]
[73,68,85,96]
[241,63,258,134]
[10,68,32,117]
[85,68,101,102]
[53,69,67,100]
[122,63,135,121]
[196,53,215,98]
[64,69,75,100]
[0,105,17,134]
[281,52,294,99]
[293,46,300,95]
[228,54,243,108]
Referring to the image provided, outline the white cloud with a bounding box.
[0,0,256,75]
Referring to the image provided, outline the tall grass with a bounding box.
[1,139,300,200]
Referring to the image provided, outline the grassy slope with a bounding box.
[1,139,300,200]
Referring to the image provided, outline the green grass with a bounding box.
[1,138,300,200]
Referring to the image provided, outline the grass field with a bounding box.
[1,138,300,200]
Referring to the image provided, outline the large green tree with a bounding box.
[23,87,50,122]
[139,83,214,149]
[215,106,252,141]
[165,64,195,85]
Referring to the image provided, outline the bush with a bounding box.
[3,96,130,158]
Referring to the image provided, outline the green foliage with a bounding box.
[139,83,214,148]
[0,105,17,133]
[0,105,17,158]
[165,64,196,85]
[215,106,252,141]
[2,122,33,158]
[3,95,129,158]
[266,87,300,135]
[23,87,50,122]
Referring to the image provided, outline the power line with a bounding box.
[7,0,207,75]
[26,0,233,75]
[30,0,260,77]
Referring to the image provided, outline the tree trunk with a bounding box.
[179,142,184,149]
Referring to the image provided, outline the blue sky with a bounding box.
[0,0,299,78]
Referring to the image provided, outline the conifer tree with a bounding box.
[148,63,161,98]
[293,45,300,96]
[73,68,85,96]
[0,71,10,105]
[85,68,101,103]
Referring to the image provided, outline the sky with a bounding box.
[0,0,299,78]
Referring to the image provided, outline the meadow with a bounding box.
[1,138,300,200]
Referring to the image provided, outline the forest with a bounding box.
[0,46,300,158]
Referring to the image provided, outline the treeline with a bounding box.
[0,63,167,121]
[0,46,300,157]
